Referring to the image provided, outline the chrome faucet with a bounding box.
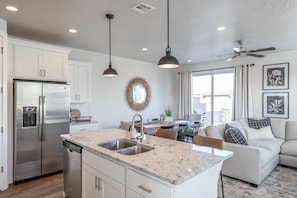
[131,114,144,140]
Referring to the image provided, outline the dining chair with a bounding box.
[156,129,177,140]
[192,135,224,198]
[160,125,175,130]
[184,121,201,142]
[177,123,188,141]
[120,121,131,131]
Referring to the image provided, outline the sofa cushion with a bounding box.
[248,138,283,155]
[270,118,286,139]
[281,140,297,157]
[285,121,297,140]
[248,139,283,168]
[205,124,225,140]
[225,121,247,139]
[225,127,248,145]
[245,126,276,140]
[248,117,271,129]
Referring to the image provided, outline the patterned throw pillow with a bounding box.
[248,118,271,129]
[225,127,248,145]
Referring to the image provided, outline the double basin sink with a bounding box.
[97,138,154,155]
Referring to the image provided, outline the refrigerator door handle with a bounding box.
[38,96,43,142]
[41,96,46,141]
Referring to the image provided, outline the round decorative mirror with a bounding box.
[126,77,151,111]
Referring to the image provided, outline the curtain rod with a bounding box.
[178,64,255,74]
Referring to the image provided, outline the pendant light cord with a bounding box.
[167,0,170,51]
[109,16,112,66]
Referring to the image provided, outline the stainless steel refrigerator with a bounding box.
[13,80,70,182]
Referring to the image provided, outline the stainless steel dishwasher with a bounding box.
[63,140,82,198]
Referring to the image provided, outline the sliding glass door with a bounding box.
[192,69,234,126]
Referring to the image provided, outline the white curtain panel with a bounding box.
[233,64,254,120]
[177,71,192,119]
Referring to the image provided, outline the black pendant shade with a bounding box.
[158,48,179,68]
[103,13,119,77]
[103,62,118,76]
[158,0,179,68]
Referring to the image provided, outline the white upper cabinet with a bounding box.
[68,60,92,103]
[9,38,70,82]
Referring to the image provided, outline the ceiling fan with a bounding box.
[226,40,276,61]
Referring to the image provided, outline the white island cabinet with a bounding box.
[9,38,70,82]
[82,150,125,198]
[68,60,92,103]
[61,129,232,198]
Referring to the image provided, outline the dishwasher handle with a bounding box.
[63,140,82,153]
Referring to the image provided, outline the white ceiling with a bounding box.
[1,0,297,65]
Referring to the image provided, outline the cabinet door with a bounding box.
[82,164,125,198]
[68,65,77,102]
[68,61,92,103]
[82,164,102,198]
[43,51,67,81]
[76,65,91,102]
[14,45,42,79]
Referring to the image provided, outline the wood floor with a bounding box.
[0,173,64,198]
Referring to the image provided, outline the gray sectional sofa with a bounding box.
[199,118,297,186]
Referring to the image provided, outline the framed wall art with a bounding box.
[263,62,289,90]
[263,92,289,119]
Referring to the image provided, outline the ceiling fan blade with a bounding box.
[232,47,241,52]
[246,53,265,58]
[248,47,276,53]
[226,55,239,61]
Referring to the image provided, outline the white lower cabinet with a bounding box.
[82,150,125,198]
[82,149,221,198]
[126,188,144,198]
[82,164,125,198]
[126,169,173,198]
[70,122,98,134]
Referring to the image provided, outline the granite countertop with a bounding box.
[61,128,232,185]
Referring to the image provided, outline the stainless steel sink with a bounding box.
[116,145,154,155]
[97,139,137,150]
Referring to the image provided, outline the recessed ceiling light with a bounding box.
[6,5,18,11]
[142,48,148,51]
[217,26,225,31]
[68,29,77,33]
[187,59,192,63]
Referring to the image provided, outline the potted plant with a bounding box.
[164,105,174,122]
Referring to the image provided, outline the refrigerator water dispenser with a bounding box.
[23,106,37,127]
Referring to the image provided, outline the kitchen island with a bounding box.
[61,128,232,198]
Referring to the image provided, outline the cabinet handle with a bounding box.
[43,69,46,77]
[78,94,80,100]
[95,176,102,191]
[39,69,43,77]
[138,185,152,193]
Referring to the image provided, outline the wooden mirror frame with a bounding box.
[126,77,151,111]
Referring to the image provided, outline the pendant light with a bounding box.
[103,13,119,77]
[158,0,179,68]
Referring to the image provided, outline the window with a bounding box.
[192,68,234,126]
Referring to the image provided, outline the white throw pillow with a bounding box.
[244,126,276,140]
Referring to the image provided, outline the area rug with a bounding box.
[218,166,297,198]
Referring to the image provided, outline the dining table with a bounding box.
[135,120,191,135]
